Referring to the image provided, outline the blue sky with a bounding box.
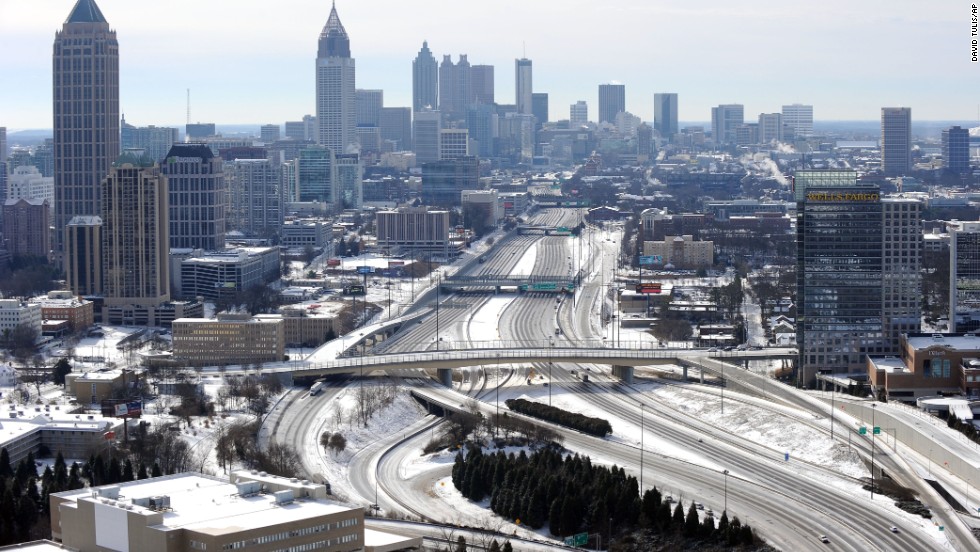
[0,0,975,129]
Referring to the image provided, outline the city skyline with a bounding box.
[0,0,975,129]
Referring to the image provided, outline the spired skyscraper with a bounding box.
[412,41,438,112]
[316,2,356,153]
[515,58,533,115]
[52,0,120,264]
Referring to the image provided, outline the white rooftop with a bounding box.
[907,333,980,352]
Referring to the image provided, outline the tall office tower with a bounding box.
[296,146,337,206]
[227,159,283,238]
[439,55,471,122]
[120,117,179,163]
[8,166,55,211]
[499,113,535,163]
[65,216,102,296]
[31,140,55,177]
[942,126,970,173]
[380,107,412,151]
[470,65,494,106]
[795,170,919,384]
[710,104,744,145]
[949,220,980,332]
[421,156,479,206]
[2,199,50,258]
[316,3,356,154]
[653,93,678,138]
[465,104,495,158]
[412,41,438,112]
[515,58,533,115]
[161,144,226,251]
[758,113,784,143]
[336,153,362,209]
[881,198,922,352]
[439,129,469,159]
[636,123,653,158]
[101,160,170,326]
[781,104,813,137]
[0,127,6,162]
[259,124,280,143]
[532,93,549,125]
[597,84,626,125]
[52,0,120,263]
[356,89,383,127]
[881,107,912,176]
[570,101,589,126]
[413,110,442,164]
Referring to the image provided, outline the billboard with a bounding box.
[635,283,663,294]
[639,255,663,266]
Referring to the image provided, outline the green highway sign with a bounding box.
[563,532,588,546]
[859,427,867,435]
[873,426,881,435]
[557,226,569,232]
[532,282,557,291]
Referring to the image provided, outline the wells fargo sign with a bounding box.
[806,192,879,201]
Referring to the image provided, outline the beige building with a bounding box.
[643,235,714,269]
[255,307,340,348]
[51,471,365,552]
[65,215,103,297]
[0,406,121,465]
[172,314,285,367]
[66,369,142,406]
[3,198,51,259]
[868,332,980,402]
[376,207,450,256]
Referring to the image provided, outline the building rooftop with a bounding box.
[65,0,108,24]
[906,333,980,352]
[55,472,351,533]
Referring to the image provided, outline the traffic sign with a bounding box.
[873,426,881,435]
[557,226,569,233]
[859,427,867,435]
[639,255,663,266]
[563,532,588,546]
[356,266,374,274]
[532,282,557,291]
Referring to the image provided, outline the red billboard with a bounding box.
[635,283,662,294]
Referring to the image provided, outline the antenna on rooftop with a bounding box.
[186,89,191,125]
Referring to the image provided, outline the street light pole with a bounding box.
[721,361,725,415]
[495,353,500,439]
[723,469,729,514]
[435,275,441,352]
[871,403,877,499]
[549,338,554,407]
[640,404,645,493]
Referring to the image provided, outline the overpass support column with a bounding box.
[437,368,453,387]
[611,365,634,385]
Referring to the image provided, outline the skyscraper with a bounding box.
[781,104,813,137]
[335,153,362,209]
[439,55,471,122]
[532,93,549,126]
[880,107,911,176]
[356,89,383,127]
[227,158,283,238]
[949,220,980,332]
[942,126,970,173]
[597,84,626,125]
[101,160,170,326]
[413,110,442,164]
[758,113,783,143]
[711,104,744,145]
[470,65,494,105]
[570,101,589,127]
[161,144,226,251]
[53,0,120,263]
[316,3,356,153]
[120,117,179,163]
[412,41,438,112]
[0,127,7,162]
[653,93,678,139]
[515,58,533,115]
[795,170,920,384]
[380,107,413,151]
[297,146,337,206]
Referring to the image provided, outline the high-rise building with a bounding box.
[949,220,980,332]
[781,104,813,137]
[515,58,533,115]
[412,41,438,112]
[532,93,549,126]
[335,153,362,209]
[7,166,55,214]
[471,65,494,106]
[711,104,744,145]
[259,124,280,143]
[161,144,226,251]
[0,127,7,162]
[795,170,920,384]
[881,107,912,176]
[570,101,589,127]
[227,158,283,238]
[758,113,784,143]
[380,107,413,151]
[653,93,678,138]
[316,3,356,154]
[942,126,970,173]
[3,198,50,259]
[377,207,450,257]
[439,129,469,160]
[101,160,170,326]
[356,89,383,127]
[53,0,120,263]
[421,156,479,206]
[185,123,216,140]
[120,117,179,163]
[413,110,442,164]
[466,104,496,158]
[65,216,102,296]
[597,84,626,125]
[296,146,337,206]
[439,55,471,122]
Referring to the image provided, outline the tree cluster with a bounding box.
[504,398,612,437]
[635,487,755,547]
[452,447,639,539]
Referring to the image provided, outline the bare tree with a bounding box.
[261,441,300,477]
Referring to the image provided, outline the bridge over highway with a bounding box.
[440,272,584,292]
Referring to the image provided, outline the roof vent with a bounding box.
[274,490,294,505]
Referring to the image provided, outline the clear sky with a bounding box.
[0,0,976,130]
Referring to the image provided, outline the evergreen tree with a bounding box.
[488,540,501,552]
[137,462,149,480]
[0,448,12,479]
[656,502,673,531]
[52,454,68,492]
[717,511,730,542]
[0,487,16,544]
[67,463,83,490]
[14,495,38,541]
[700,514,715,538]
[123,459,135,482]
[454,535,467,552]
[548,497,562,536]
[740,524,754,545]
[107,457,122,484]
[728,516,743,546]
[502,542,513,552]
[684,502,700,537]
[151,462,162,478]
[641,487,662,528]
[672,502,685,526]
